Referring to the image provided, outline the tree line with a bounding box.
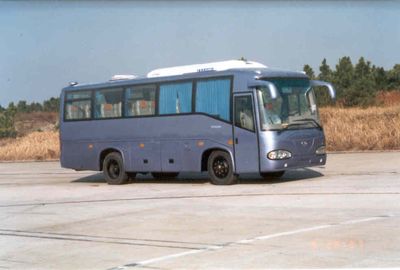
[0,97,60,114]
[304,56,400,107]
[0,97,59,138]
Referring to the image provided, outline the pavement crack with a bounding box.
[0,231,200,250]
[0,229,215,247]
[1,192,400,208]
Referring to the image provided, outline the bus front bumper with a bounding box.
[260,154,327,172]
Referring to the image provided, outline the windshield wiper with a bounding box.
[292,118,322,129]
[280,122,307,130]
[276,119,321,132]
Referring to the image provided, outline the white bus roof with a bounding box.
[147,60,267,78]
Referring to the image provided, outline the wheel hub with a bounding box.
[108,160,120,179]
[213,157,229,178]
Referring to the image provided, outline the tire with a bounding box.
[260,171,285,179]
[207,150,237,185]
[103,152,129,185]
[151,172,179,179]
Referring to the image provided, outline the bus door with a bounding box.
[233,93,259,173]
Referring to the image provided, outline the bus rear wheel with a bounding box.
[151,172,179,179]
[103,152,129,185]
[208,150,237,185]
[260,171,285,179]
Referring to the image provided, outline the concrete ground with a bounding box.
[0,152,399,270]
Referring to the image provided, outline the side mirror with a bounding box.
[311,80,336,99]
[248,80,279,99]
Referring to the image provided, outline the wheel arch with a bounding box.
[98,147,126,171]
[201,147,235,172]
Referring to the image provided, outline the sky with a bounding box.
[0,0,399,106]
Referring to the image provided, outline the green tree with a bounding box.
[333,56,355,105]
[303,64,315,79]
[372,65,388,91]
[314,59,334,107]
[318,58,333,82]
[8,102,16,111]
[354,57,372,80]
[387,64,400,90]
[29,102,43,112]
[43,97,60,112]
[344,78,376,107]
[0,107,17,138]
[341,57,376,107]
[17,100,29,113]
[334,56,354,90]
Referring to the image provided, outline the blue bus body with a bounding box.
[60,63,332,184]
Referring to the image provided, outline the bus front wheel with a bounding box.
[103,152,129,185]
[208,150,237,185]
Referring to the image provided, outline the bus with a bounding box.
[60,60,335,185]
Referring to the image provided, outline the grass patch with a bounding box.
[320,105,400,151]
[0,131,59,161]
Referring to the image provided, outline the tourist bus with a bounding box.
[60,60,335,185]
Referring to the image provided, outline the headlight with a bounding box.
[316,145,326,155]
[267,150,292,160]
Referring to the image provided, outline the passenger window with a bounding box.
[65,91,92,120]
[234,95,255,131]
[125,85,156,116]
[94,88,123,119]
[159,82,192,114]
[195,78,231,121]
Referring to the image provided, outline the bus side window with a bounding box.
[159,82,192,114]
[94,88,123,119]
[125,85,156,117]
[65,91,91,120]
[195,78,230,121]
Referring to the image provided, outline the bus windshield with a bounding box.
[257,78,320,130]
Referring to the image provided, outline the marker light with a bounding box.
[267,150,292,160]
[316,145,326,155]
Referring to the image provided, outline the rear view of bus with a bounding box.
[59,60,335,185]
